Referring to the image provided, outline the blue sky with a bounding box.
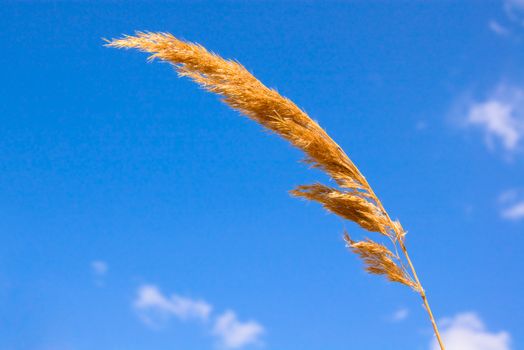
[1,1,523,350]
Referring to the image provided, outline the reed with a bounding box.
[106,32,446,349]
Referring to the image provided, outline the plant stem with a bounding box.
[399,242,446,350]
[354,177,445,349]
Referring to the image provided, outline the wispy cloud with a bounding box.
[134,284,212,325]
[489,20,511,36]
[499,189,524,221]
[504,0,524,25]
[213,311,264,349]
[133,284,264,348]
[462,84,524,156]
[489,0,524,39]
[91,260,108,276]
[91,260,108,286]
[430,312,511,350]
[502,202,524,220]
[506,0,524,9]
[390,308,409,322]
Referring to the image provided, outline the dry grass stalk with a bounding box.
[106,32,446,349]
[343,233,418,289]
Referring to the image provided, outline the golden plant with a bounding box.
[106,32,446,349]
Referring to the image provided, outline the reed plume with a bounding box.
[106,32,446,349]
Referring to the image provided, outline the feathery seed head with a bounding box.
[107,32,416,291]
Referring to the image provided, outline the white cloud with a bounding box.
[464,84,524,155]
[133,284,265,348]
[490,1,524,39]
[489,20,511,36]
[501,201,524,220]
[499,189,524,221]
[505,0,524,20]
[499,189,519,203]
[213,311,264,349]
[91,260,108,287]
[91,260,108,276]
[134,284,212,325]
[391,308,409,322]
[506,0,524,7]
[430,313,511,350]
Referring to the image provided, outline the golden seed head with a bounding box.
[107,31,416,291]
